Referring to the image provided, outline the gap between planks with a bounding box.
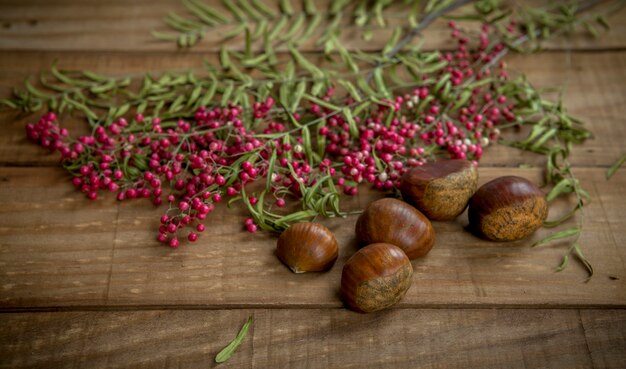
[2,303,626,313]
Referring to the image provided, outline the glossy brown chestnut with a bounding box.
[355,198,435,259]
[468,176,548,241]
[399,159,478,221]
[276,222,339,273]
[341,243,413,313]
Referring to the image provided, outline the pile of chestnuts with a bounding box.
[274,159,548,313]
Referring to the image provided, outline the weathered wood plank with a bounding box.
[1,166,624,308]
[0,167,116,306]
[0,0,624,52]
[3,308,620,369]
[0,51,625,167]
[580,310,626,369]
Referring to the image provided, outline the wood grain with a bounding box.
[3,308,624,369]
[0,0,624,52]
[580,310,626,368]
[1,166,624,309]
[0,167,116,306]
[1,51,625,168]
[0,0,624,367]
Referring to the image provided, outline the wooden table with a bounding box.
[1,1,625,368]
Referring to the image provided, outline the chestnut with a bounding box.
[276,222,339,273]
[355,198,435,259]
[468,176,548,241]
[341,243,413,313]
[399,159,478,220]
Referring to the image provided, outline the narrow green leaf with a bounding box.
[433,72,451,93]
[151,30,178,41]
[165,13,203,32]
[220,82,234,106]
[356,76,376,96]
[215,316,254,363]
[546,178,574,202]
[383,27,402,56]
[296,13,321,45]
[555,253,570,272]
[334,36,359,73]
[373,1,386,27]
[583,22,599,37]
[238,0,262,20]
[115,103,130,118]
[596,15,610,30]
[0,98,18,109]
[268,16,288,41]
[522,124,548,145]
[343,107,359,138]
[532,228,579,247]
[136,100,148,115]
[339,80,362,102]
[222,0,246,21]
[606,154,626,179]
[275,209,317,226]
[250,0,275,18]
[89,80,116,94]
[266,147,277,190]
[279,0,293,15]
[189,0,229,23]
[290,80,306,112]
[183,0,218,26]
[198,80,217,107]
[543,203,580,228]
[531,127,558,150]
[220,47,232,70]
[303,0,316,15]
[24,79,50,98]
[242,53,269,68]
[302,125,314,167]
[329,0,350,14]
[573,243,594,279]
[223,23,248,40]
[168,94,186,113]
[373,68,389,97]
[283,13,305,40]
[289,45,323,78]
[467,77,494,90]
[451,90,472,111]
[303,94,341,111]
[82,70,109,82]
[186,85,203,108]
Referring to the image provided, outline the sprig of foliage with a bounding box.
[153,0,461,49]
[501,86,594,278]
[475,0,612,51]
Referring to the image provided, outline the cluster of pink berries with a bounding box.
[26,22,518,247]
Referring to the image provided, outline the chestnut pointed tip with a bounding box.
[276,222,339,273]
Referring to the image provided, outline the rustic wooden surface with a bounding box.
[1,1,625,368]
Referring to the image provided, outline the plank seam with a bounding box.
[1,305,625,313]
[0,47,625,55]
